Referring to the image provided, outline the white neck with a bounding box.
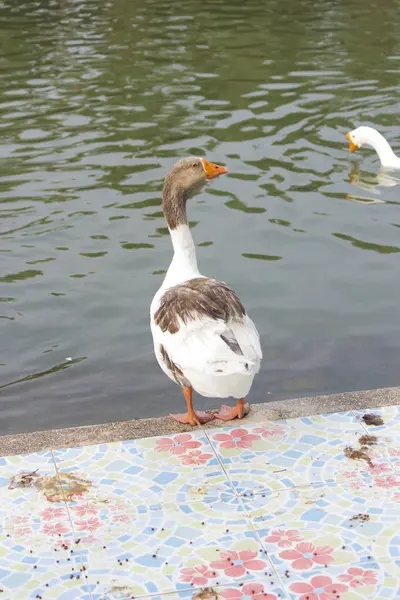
[367,130,400,168]
[162,224,201,288]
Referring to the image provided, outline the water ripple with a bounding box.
[1,0,400,432]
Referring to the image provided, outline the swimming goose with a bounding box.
[346,126,400,169]
[150,157,262,426]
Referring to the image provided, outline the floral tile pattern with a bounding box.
[0,404,399,599]
[87,583,287,600]
[0,525,89,599]
[52,433,232,510]
[207,414,393,495]
[243,479,400,569]
[80,506,275,599]
[284,563,399,600]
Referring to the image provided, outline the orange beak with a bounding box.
[346,132,359,153]
[201,158,228,179]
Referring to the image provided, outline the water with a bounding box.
[1,0,400,435]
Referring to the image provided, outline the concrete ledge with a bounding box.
[1,385,400,456]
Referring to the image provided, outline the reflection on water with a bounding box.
[332,233,400,255]
[242,253,282,261]
[348,163,400,196]
[0,357,86,391]
[346,162,400,205]
[1,0,400,433]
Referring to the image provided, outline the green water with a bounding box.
[1,0,400,434]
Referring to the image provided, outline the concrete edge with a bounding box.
[1,386,400,456]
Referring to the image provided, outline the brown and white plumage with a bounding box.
[150,157,262,425]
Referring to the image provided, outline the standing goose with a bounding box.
[150,157,262,426]
[346,126,400,169]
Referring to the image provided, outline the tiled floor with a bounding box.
[0,405,399,599]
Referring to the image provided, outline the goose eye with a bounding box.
[192,162,198,168]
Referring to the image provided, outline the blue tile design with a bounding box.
[0,405,399,598]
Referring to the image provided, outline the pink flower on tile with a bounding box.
[220,583,277,600]
[341,471,364,490]
[180,565,216,586]
[280,542,334,570]
[15,526,32,536]
[341,470,357,479]
[41,507,67,521]
[212,429,260,450]
[71,492,85,501]
[265,529,303,548]
[348,479,364,490]
[13,515,29,525]
[48,493,64,503]
[210,549,265,577]
[290,575,347,600]
[111,513,130,523]
[72,503,99,517]
[80,535,98,544]
[75,517,101,532]
[53,538,72,551]
[155,433,201,455]
[180,450,213,465]
[254,425,285,438]
[392,460,400,472]
[42,522,70,536]
[338,567,378,587]
[341,475,364,491]
[110,500,128,512]
[373,474,400,488]
[369,463,392,475]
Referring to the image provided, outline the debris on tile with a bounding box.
[344,446,373,467]
[350,513,370,523]
[193,588,219,600]
[343,431,381,467]
[8,469,40,488]
[58,472,92,501]
[362,413,384,426]
[108,584,135,595]
[358,434,377,447]
[8,470,92,502]
[304,490,326,505]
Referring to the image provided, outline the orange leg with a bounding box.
[215,398,249,421]
[170,386,215,426]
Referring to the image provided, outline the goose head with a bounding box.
[162,157,228,229]
[345,126,400,169]
[164,156,228,195]
[345,126,377,153]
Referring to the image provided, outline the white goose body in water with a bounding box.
[150,157,262,426]
[346,126,400,169]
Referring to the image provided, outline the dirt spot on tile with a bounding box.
[8,469,41,489]
[344,446,373,467]
[110,585,134,593]
[304,491,325,505]
[344,432,380,467]
[57,473,92,501]
[358,434,377,447]
[193,588,219,600]
[8,470,92,502]
[362,413,384,426]
[100,585,138,599]
[350,513,370,523]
